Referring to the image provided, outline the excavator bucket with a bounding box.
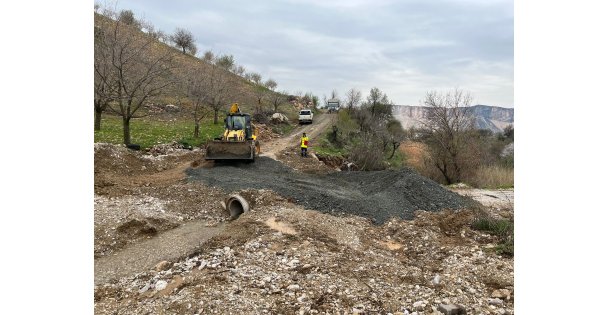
[205,140,255,161]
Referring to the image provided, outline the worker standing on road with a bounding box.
[300,132,309,157]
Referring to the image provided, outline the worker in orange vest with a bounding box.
[300,132,309,157]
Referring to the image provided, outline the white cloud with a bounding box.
[114,0,513,107]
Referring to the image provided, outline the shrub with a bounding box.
[350,134,386,171]
[471,216,514,257]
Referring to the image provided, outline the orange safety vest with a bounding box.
[301,136,309,148]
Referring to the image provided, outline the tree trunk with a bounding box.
[436,161,452,185]
[194,121,200,138]
[213,109,219,124]
[122,116,131,145]
[94,107,103,131]
[388,142,399,159]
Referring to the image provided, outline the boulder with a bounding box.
[271,113,289,123]
[165,104,180,112]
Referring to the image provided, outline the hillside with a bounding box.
[392,105,514,133]
[94,12,287,116]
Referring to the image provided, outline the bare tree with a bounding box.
[95,15,176,144]
[343,88,362,113]
[139,20,157,38]
[270,90,289,112]
[94,24,117,130]
[171,28,196,54]
[421,88,475,184]
[253,85,268,114]
[264,78,277,91]
[183,64,212,137]
[234,65,246,77]
[202,50,215,63]
[186,44,197,56]
[156,30,169,43]
[203,66,233,124]
[250,72,262,84]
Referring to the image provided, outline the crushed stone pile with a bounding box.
[187,157,471,224]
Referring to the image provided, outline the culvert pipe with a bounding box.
[223,194,250,219]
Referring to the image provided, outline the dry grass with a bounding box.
[399,141,429,170]
[400,141,514,189]
[468,165,514,189]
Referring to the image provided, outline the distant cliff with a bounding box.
[392,105,514,133]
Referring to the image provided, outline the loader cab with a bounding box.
[225,114,253,139]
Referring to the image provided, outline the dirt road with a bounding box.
[261,112,334,160]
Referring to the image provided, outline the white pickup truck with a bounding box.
[298,109,313,124]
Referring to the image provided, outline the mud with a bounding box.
[187,157,471,224]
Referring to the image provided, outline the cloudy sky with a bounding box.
[110,0,513,107]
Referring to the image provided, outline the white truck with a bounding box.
[298,109,313,124]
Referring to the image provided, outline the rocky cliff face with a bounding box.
[392,105,514,133]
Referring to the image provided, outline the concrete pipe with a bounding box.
[225,194,250,219]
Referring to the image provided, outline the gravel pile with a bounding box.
[187,157,471,224]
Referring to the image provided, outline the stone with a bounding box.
[491,289,511,299]
[287,284,300,292]
[165,104,180,112]
[154,280,168,291]
[437,304,467,315]
[155,261,172,272]
[138,284,150,294]
[271,113,289,122]
[297,294,309,303]
[413,301,426,311]
[352,304,365,314]
[488,298,503,306]
[432,274,441,286]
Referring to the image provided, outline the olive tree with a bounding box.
[171,28,196,54]
[215,54,235,71]
[118,9,140,27]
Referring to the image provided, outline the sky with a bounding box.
[106,0,513,107]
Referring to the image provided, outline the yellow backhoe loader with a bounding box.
[205,103,260,161]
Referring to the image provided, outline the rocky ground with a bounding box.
[94,121,514,314]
